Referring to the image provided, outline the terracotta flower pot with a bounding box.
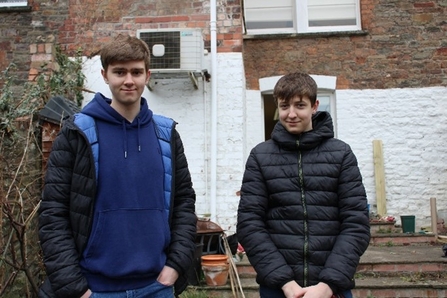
[201,254,229,286]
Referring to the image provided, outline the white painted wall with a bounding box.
[337,88,447,230]
[82,54,447,234]
[81,53,246,234]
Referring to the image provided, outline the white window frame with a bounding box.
[316,92,337,135]
[0,0,28,7]
[244,0,361,35]
[259,74,338,136]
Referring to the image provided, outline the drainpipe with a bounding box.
[210,0,218,222]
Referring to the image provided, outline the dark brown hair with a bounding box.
[273,72,318,106]
[100,34,151,71]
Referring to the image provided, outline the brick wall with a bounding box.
[59,0,243,55]
[243,0,447,90]
[3,1,447,91]
[0,0,242,87]
[41,121,60,171]
[0,6,33,85]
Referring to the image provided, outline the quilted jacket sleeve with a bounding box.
[237,149,296,289]
[38,127,89,298]
[165,129,197,278]
[318,145,370,293]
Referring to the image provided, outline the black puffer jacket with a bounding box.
[237,111,370,294]
[38,116,196,298]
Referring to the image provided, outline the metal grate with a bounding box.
[139,31,181,70]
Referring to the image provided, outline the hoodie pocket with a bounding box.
[83,208,170,278]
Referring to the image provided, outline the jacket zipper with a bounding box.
[297,139,309,287]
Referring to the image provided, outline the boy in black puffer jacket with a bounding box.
[237,72,370,298]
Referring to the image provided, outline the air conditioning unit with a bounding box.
[137,29,204,74]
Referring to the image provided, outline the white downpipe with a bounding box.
[210,0,218,222]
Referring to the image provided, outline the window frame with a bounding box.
[0,0,28,7]
[259,74,338,137]
[244,0,361,35]
[315,91,337,135]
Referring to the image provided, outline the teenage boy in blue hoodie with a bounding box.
[38,34,197,298]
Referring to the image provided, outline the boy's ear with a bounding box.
[145,70,151,84]
[101,69,108,84]
[312,99,320,113]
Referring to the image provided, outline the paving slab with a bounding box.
[360,243,447,264]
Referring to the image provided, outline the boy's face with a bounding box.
[278,95,319,135]
[101,60,150,108]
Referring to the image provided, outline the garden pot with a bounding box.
[401,215,415,233]
[201,254,229,286]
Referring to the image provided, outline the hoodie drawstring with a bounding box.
[137,117,141,152]
[122,121,128,159]
[122,118,142,158]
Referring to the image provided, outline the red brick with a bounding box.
[395,263,420,272]
[436,47,447,55]
[414,2,435,8]
[373,264,396,272]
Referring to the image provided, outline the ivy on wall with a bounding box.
[0,46,85,297]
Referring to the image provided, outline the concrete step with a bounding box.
[184,235,447,297]
[358,243,447,274]
[370,232,437,246]
[353,275,447,298]
[193,277,259,298]
[189,275,447,298]
[235,257,256,278]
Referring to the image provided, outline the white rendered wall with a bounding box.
[82,55,447,234]
[337,87,447,229]
[81,53,246,234]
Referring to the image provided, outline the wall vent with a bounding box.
[137,29,204,74]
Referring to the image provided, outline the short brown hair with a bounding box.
[273,72,318,106]
[100,34,151,71]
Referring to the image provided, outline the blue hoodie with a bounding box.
[79,93,170,291]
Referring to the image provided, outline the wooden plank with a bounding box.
[373,140,387,216]
[431,197,438,237]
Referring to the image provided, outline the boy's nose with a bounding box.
[124,73,134,84]
[288,108,298,118]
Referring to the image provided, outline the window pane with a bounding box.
[318,95,331,114]
[245,9,294,30]
[308,0,357,27]
[244,0,360,34]
[0,0,28,6]
[244,0,294,30]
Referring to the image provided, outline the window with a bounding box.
[263,91,337,140]
[244,0,361,35]
[259,75,337,139]
[316,92,337,134]
[0,0,28,7]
